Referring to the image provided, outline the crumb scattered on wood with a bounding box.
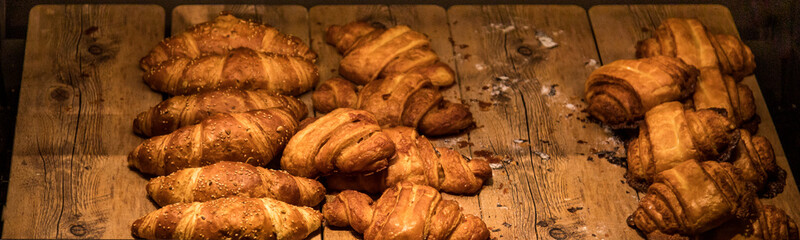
[567,207,584,213]
[535,30,558,48]
[533,151,551,160]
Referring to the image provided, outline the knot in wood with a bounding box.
[88,45,104,55]
[69,225,87,236]
[548,227,568,239]
[517,46,533,56]
[50,86,71,101]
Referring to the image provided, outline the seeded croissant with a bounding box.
[326,126,491,195]
[140,13,316,71]
[147,161,325,207]
[323,182,490,240]
[280,108,395,178]
[133,89,307,137]
[626,101,738,190]
[584,56,698,126]
[627,160,756,238]
[326,21,455,86]
[131,197,322,240]
[129,109,297,176]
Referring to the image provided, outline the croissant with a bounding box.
[311,77,358,113]
[323,182,490,240]
[144,48,319,96]
[584,56,698,126]
[692,67,756,126]
[732,129,786,197]
[326,21,455,86]
[280,108,395,178]
[703,200,799,240]
[626,101,738,190]
[313,73,474,136]
[140,13,316,71]
[147,161,325,207]
[636,18,755,78]
[129,109,297,176]
[134,89,307,137]
[627,160,756,237]
[131,197,321,240]
[325,126,492,195]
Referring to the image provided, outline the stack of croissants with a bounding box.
[127,13,488,240]
[585,18,798,239]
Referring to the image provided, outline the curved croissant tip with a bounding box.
[585,95,631,126]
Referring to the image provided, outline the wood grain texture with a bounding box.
[172,5,315,115]
[3,5,164,238]
[589,4,800,227]
[448,5,638,239]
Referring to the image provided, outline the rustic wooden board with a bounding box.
[589,4,800,225]
[172,5,315,115]
[3,5,164,239]
[308,5,479,239]
[448,5,638,239]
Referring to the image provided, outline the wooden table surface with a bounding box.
[4,4,798,239]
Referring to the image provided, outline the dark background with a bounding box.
[0,0,797,235]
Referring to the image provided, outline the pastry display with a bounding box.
[280,108,395,178]
[323,182,490,240]
[625,101,738,189]
[326,21,455,86]
[140,13,316,71]
[131,197,322,240]
[144,48,318,96]
[147,161,325,207]
[133,89,307,137]
[584,56,698,126]
[129,109,298,176]
[326,126,492,195]
[313,73,474,136]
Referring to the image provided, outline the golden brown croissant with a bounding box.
[280,108,395,178]
[636,18,755,78]
[131,197,322,240]
[325,126,492,195]
[129,109,297,176]
[584,56,698,126]
[703,200,799,240]
[311,77,358,113]
[144,48,318,96]
[313,73,474,136]
[134,89,307,137]
[732,129,786,197]
[326,21,455,86]
[140,13,316,71]
[626,101,738,189]
[323,182,490,240]
[692,67,756,126]
[147,161,325,207]
[627,160,756,237]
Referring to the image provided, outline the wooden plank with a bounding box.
[172,5,315,115]
[3,5,164,238]
[448,5,638,239]
[589,4,800,226]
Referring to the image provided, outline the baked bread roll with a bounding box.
[584,56,698,126]
[703,200,799,240]
[693,67,756,127]
[732,129,786,197]
[323,182,490,240]
[129,109,297,176]
[147,161,325,207]
[311,77,358,113]
[626,101,738,190]
[636,18,755,78]
[313,74,474,136]
[140,13,316,71]
[133,89,307,137]
[144,48,318,96]
[131,197,322,240]
[280,108,395,178]
[326,126,492,195]
[326,21,455,86]
[627,160,756,238]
